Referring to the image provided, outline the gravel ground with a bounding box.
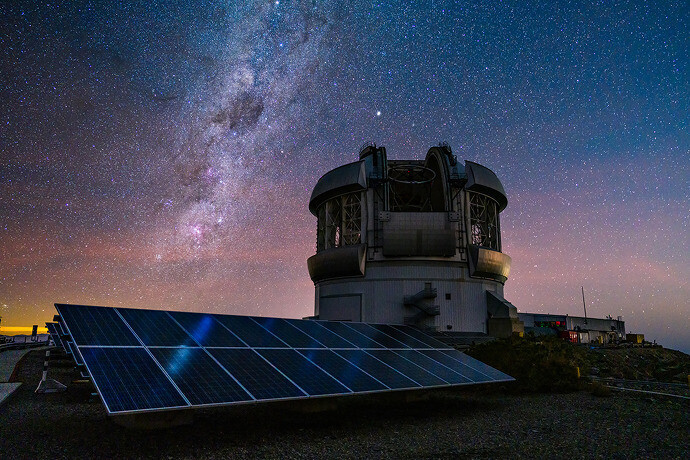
[1,349,688,459]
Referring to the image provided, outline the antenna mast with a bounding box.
[581,286,588,325]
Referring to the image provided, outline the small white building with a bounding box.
[307,144,523,337]
[519,313,626,344]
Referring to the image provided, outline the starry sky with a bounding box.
[1,1,688,352]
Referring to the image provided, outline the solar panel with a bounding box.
[80,347,188,413]
[168,311,246,348]
[317,321,385,348]
[284,318,356,348]
[369,324,432,349]
[56,304,139,346]
[341,323,408,348]
[334,350,420,390]
[298,349,386,392]
[251,317,323,348]
[366,349,447,387]
[439,349,513,381]
[389,325,450,348]
[418,350,511,383]
[55,303,513,415]
[393,349,472,385]
[45,322,64,349]
[149,348,252,405]
[118,308,195,347]
[214,315,286,347]
[209,349,305,400]
[257,349,350,395]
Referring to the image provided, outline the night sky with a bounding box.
[2,1,688,352]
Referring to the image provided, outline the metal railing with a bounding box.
[0,336,50,352]
[590,376,690,399]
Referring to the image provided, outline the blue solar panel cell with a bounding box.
[366,350,447,387]
[80,347,187,413]
[169,312,246,347]
[209,349,305,400]
[214,315,286,347]
[369,324,432,348]
[393,350,471,384]
[284,319,356,348]
[258,349,350,396]
[342,323,408,348]
[251,317,324,348]
[150,348,253,405]
[418,350,492,382]
[298,349,387,392]
[55,304,140,346]
[390,325,451,348]
[118,308,195,347]
[334,350,420,390]
[440,349,513,381]
[317,321,384,348]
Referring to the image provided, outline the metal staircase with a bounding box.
[404,283,440,326]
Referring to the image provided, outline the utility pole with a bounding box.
[581,286,588,325]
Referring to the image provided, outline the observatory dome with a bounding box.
[306,144,523,338]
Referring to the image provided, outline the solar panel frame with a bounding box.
[55,303,514,416]
[56,318,70,339]
[66,341,83,365]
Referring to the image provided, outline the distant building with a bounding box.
[306,144,522,338]
[519,313,626,344]
[626,333,644,344]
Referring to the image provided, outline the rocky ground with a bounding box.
[0,349,688,459]
[587,346,690,382]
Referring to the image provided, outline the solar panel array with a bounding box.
[55,303,513,415]
[45,322,63,349]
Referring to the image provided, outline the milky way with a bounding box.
[162,3,338,256]
[1,1,688,352]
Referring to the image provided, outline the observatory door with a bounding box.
[318,294,362,322]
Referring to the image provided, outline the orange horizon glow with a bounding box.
[0,326,49,335]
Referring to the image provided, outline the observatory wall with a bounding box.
[315,263,504,332]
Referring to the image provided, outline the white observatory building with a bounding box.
[307,144,523,339]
